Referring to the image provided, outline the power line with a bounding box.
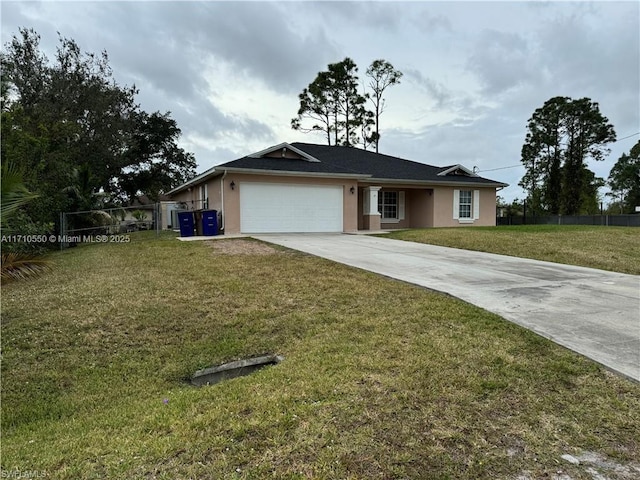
[613,132,640,143]
[477,164,521,173]
[476,132,639,174]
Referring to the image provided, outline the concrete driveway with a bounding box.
[254,234,640,382]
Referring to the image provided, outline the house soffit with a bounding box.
[220,166,367,180]
[166,168,222,194]
[362,177,508,188]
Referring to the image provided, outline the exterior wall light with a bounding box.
[350,186,355,194]
[230,181,235,190]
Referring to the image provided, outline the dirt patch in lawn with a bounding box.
[205,239,278,255]
[514,450,640,480]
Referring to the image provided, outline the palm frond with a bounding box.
[1,161,39,223]
[1,253,52,284]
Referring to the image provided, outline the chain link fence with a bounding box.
[497,214,640,227]
[59,204,162,249]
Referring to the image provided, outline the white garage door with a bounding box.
[240,183,343,233]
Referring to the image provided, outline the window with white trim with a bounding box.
[453,189,480,222]
[459,190,472,219]
[378,191,398,220]
[376,190,406,222]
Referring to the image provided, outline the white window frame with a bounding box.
[378,190,405,223]
[453,189,480,223]
[199,184,208,209]
[459,190,472,219]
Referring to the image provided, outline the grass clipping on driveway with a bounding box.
[2,233,639,479]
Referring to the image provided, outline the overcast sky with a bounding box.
[2,1,639,202]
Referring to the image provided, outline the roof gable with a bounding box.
[248,142,320,163]
[438,164,477,177]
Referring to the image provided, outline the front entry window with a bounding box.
[378,191,398,220]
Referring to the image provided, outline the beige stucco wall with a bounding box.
[360,186,434,230]
[171,189,194,207]
[172,178,222,211]
[222,173,358,234]
[432,186,497,227]
[432,188,454,227]
[408,188,434,228]
[478,188,498,225]
[358,185,496,230]
[208,179,222,212]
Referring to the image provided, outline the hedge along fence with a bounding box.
[497,214,640,227]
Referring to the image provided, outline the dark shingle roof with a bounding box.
[215,150,361,176]
[215,142,506,186]
[292,142,441,179]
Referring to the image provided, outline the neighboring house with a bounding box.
[125,194,180,230]
[167,142,508,234]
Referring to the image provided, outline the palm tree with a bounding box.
[1,160,51,284]
[1,160,38,220]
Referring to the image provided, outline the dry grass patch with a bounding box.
[206,238,279,255]
[384,225,640,274]
[2,231,639,479]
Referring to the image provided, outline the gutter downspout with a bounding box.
[220,169,227,233]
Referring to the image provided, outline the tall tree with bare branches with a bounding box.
[365,59,403,153]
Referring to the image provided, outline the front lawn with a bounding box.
[383,225,640,274]
[2,232,639,479]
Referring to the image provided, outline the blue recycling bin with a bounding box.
[178,211,195,237]
[202,210,218,236]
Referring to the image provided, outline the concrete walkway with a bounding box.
[254,234,640,382]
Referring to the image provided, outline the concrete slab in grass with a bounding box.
[191,354,284,387]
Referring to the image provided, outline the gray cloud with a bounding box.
[172,96,274,144]
[409,8,453,34]
[403,68,452,108]
[467,29,538,95]
[300,1,405,34]
[181,2,338,94]
[537,10,638,93]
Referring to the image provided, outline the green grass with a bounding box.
[2,231,639,479]
[383,225,640,274]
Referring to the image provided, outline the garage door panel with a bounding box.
[240,183,343,233]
